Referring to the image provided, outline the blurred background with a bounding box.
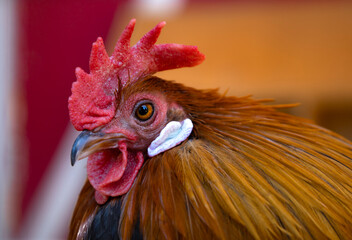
[0,0,351,239]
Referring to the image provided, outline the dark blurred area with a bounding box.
[0,0,351,239]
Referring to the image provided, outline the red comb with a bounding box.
[68,19,205,131]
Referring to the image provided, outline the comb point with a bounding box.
[90,37,110,73]
[112,19,136,63]
[137,21,166,50]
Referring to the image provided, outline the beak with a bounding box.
[71,130,126,166]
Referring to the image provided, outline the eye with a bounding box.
[135,103,154,121]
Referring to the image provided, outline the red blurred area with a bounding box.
[18,0,125,229]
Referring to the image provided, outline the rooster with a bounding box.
[68,19,352,240]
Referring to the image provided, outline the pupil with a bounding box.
[139,105,149,115]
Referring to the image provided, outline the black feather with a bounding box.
[86,198,142,240]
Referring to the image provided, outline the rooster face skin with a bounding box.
[71,79,188,204]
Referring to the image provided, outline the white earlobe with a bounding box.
[148,118,193,157]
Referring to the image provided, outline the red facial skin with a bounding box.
[103,92,170,151]
[87,92,181,204]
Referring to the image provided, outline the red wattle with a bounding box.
[87,143,144,204]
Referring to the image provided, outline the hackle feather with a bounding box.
[69,76,352,239]
[119,77,352,239]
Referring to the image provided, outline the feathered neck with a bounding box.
[69,77,352,240]
[119,77,352,240]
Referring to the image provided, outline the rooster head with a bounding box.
[68,19,205,204]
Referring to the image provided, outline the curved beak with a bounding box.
[71,130,126,166]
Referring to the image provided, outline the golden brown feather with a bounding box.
[70,77,352,239]
[69,180,97,240]
[119,77,352,239]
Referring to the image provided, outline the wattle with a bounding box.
[87,143,144,204]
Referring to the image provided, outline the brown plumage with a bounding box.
[70,76,352,239]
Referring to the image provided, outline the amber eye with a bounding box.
[135,103,154,121]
